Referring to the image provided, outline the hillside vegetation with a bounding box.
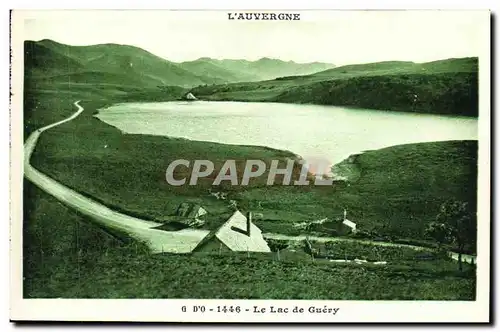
[240,140,477,250]
[24,39,335,88]
[25,40,220,88]
[192,57,479,116]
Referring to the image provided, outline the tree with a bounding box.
[425,221,451,263]
[432,200,476,271]
[425,221,450,250]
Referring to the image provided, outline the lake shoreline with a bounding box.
[28,91,478,249]
[96,100,478,170]
[191,97,480,119]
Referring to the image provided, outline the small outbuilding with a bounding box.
[184,92,197,101]
[176,203,207,218]
[327,210,357,235]
[340,209,357,233]
[175,202,207,227]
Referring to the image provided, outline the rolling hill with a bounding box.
[311,57,478,78]
[25,39,223,88]
[191,57,479,116]
[24,39,336,88]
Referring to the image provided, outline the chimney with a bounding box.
[246,211,252,237]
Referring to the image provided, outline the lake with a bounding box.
[96,101,478,166]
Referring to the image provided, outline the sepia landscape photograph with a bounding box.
[13,10,489,305]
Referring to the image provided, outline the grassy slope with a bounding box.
[27,40,337,88]
[25,184,475,300]
[23,182,130,298]
[26,40,222,88]
[341,141,477,242]
[239,141,477,250]
[275,72,477,116]
[191,58,479,116]
[312,58,477,77]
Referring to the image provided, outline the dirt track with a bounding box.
[263,233,476,264]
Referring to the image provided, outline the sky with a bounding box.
[19,10,487,65]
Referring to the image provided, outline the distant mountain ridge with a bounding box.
[24,39,336,88]
[179,57,336,82]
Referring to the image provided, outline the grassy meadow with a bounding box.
[22,44,478,299]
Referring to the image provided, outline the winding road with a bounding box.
[263,233,476,264]
[24,101,209,254]
[24,100,477,264]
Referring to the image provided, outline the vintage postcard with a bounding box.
[10,9,491,323]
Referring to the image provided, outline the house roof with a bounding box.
[185,92,197,100]
[216,211,271,252]
[196,210,271,252]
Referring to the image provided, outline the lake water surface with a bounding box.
[96,101,478,166]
